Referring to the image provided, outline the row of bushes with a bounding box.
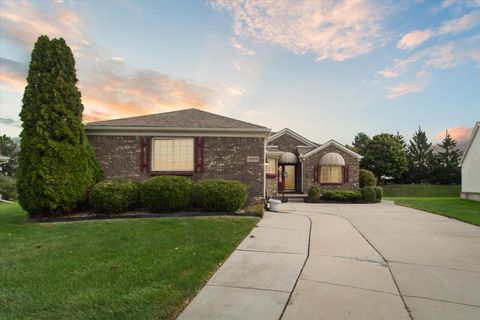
[89,176,248,214]
[307,185,383,203]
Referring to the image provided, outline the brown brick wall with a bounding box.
[302,145,360,192]
[87,135,265,204]
[195,137,265,204]
[269,134,305,154]
[88,135,149,180]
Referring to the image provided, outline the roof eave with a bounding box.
[459,121,480,167]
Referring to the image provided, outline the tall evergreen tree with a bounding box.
[17,35,102,216]
[406,127,434,184]
[431,131,462,184]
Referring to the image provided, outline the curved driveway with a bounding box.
[178,201,480,320]
[283,201,480,320]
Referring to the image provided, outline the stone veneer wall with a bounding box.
[302,145,360,192]
[87,135,265,204]
[266,176,278,197]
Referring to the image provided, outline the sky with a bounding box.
[0,0,479,147]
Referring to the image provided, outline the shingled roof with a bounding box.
[86,108,268,131]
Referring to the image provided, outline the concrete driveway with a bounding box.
[283,201,480,320]
[178,201,480,320]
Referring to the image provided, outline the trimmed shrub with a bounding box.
[0,174,17,200]
[89,180,139,214]
[361,186,377,203]
[321,189,362,202]
[359,169,376,188]
[193,179,247,212]
[375,186,383,202]
[140,176,192,213]
[308,186,321,201]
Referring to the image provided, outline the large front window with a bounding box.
[320,166,343,184]
[152,138,194,172]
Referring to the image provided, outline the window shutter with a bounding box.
[146,137,151,172]
[140,137,147,172]
[194,137,204,173]
[343,166,349,183]
[313,165,319,183]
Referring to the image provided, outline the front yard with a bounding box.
[0,203,258,320]
[387,197,480,226]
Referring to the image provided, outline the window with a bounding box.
[152,138,194,172]
[266,158,277,175]
[320,166,343,184]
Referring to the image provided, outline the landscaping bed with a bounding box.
[0,202,259,319]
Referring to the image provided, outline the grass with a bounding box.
[0,203,258,320]
[382,184,461,197]
[387,197,480,226]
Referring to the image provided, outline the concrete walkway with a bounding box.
[178,202,480,320]
[177,212,310,320]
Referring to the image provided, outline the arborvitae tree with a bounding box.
[17,35,102,216]
[361,133,407,183]
[406,127,434,184]
[431,131,462,184]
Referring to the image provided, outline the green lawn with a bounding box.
[387,197,480,226]
[0,203,258,320]
[383,184,461,197]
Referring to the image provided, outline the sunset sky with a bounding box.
[0,0,479,145]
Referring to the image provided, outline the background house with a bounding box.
[459,122,480,201]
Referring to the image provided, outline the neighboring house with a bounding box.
[265,128,362,198]
[85,109,362,204]
[459,122,480,201]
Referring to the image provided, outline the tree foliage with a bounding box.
[17,35,102,216]
[360,133,407,182]
[352,127,463,185]
[406,127,434,183]
[0,135,18,177]
[431,131,462,184]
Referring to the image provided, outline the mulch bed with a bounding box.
[29,211,261,223]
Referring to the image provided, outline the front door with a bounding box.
[279,165,296,192]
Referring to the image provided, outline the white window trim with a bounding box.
[151,137,194,172]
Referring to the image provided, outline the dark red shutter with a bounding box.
[140,137,147,172]
[146,137,151,172]
[313,165,319,183]
[194,137,204,173]
[343,166,349,183]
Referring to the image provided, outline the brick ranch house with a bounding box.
[85,108,362,204]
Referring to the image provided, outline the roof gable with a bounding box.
[85,108,269,131]
[459,122,480,167]
[268,128,317,147]
[300,139,363,160]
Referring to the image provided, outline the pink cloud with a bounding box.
[436,126,473,142]
[214,0,386,61]
[386,70,430,99]
[0,0,217,123]
[397,29,435,50]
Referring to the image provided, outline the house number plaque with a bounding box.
[247,156,260,163]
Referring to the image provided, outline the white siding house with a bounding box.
[459,122,480,201]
